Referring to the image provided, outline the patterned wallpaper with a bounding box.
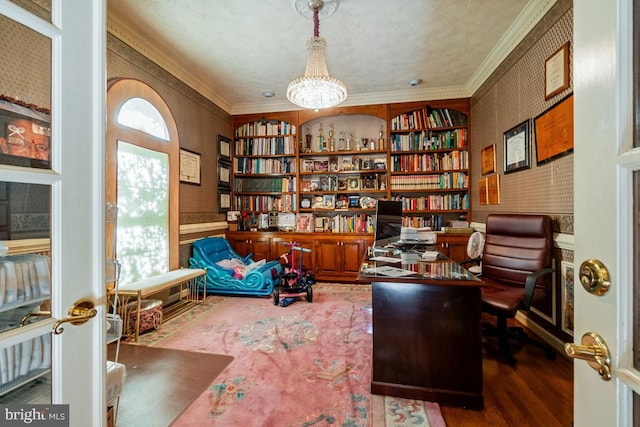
[470,0,573,234]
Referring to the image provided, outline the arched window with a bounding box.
[106,79,179,285]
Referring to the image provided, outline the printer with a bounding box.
[399,227,436,244]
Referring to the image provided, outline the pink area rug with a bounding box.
[137,284,446,426]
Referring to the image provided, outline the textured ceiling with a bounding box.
[107,0,557,115]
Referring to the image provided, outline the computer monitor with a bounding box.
[373,200,403,247]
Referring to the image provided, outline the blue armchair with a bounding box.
[188,237,282,296]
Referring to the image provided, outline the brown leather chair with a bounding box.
[468,214,556,364]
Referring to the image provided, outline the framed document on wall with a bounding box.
[534,94,574,165]
[503,120,531,174]
[218,134,231,162]
[545,42,570,100]
[480,144,496,175]
[179,148,201,185]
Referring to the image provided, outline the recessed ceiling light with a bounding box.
[409,79,423,87]
[262,91,275,98]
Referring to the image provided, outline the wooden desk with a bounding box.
[359,252,484,409]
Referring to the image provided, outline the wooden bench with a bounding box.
[113,268,206,342]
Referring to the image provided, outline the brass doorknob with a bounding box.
[564,332,611,381]
[52,299,97,335]
[579,259,610,295]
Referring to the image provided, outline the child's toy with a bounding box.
[274,241,315,306]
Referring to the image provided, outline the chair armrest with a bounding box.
[523,267,554,310]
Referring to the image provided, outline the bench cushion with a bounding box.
[118,269,206,297]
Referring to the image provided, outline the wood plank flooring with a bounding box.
[441,333,574,426]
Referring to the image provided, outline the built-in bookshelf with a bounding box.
[233,115,298,213]
[388,100,470,231]
[230,100,470,233]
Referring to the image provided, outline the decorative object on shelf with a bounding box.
[534,94,573,165]
[218,134,231,162]
[544,42,570,100]
[277,212,297,231]
[302,159,315,172]
[296,213,314,232]
[180,148,201,185]
[503,120,530,174]
[318,122,326,151]
[347,176,360,190]
[303,126,312,153]
[377,125,385,149]
[328,124,335,151]
[348,195,360,208]
[480,143,496,175]
[287,0,347,111]
[359,196,377,209]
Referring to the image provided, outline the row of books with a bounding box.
[401,214,444,231]
[390,107,468,131]
[234,136,296,156]
[390,151,469,173]
[234,177,296,192]
[234,158,296,175]
[390,129,467,151]
[389,173,468,190]
[392,193,469,211]
[234,194,296,212]
[234,121,297,137]
[313,213,375,233]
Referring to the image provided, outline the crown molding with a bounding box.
[107,15,233,114]
[467,0,557,95]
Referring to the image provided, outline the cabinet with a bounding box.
[226,233,272,261]
[388,99,470,231]
[315,236,372,281]
[225,231,372,282]
[436,233,471,263]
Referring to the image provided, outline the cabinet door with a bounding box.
[316,240,342,278]
[271,234,316,274]
[343,239,368,275]
[437,235,470,263]
[251,238,271,261]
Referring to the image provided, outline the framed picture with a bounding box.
[361,175,377,190]
[218,160,231,188]
[545,42,570,100]
[486,174,500,204]
[347,176,360,191]
[180,148,201,184]
[337,177,348,191]
[322,194,335,209]
[218,189,231,213]
[534,94,574,165]
[301,159,315,172]
[314,159,329,172]
[561,261,574,335]
[503,120,531,174]
[478,177,488,205]
[296,213,314,232]
[0,103,51,169]
[480,144,496,175]
[218,134,231,162]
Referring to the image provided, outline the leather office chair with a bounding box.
[466,214,556,365]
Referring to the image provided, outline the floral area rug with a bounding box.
[133,283,446,427]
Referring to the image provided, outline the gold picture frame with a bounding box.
[544,42,570,100]
[179,148,201,185]
[480,144,496,175]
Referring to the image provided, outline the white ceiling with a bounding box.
[107,0,557,115]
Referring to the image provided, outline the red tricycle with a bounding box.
[274,241,315,306]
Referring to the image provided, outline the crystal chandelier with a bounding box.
[287,0,347,111]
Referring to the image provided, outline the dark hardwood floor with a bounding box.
[441,328,574,427]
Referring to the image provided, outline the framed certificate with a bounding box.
[503,120,531,174]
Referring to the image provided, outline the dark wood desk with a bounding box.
[358,250,484,409]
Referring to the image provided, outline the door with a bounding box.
[0,1,106,426]
[572,1,637,425]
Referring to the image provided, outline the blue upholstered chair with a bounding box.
[188,237,282,296]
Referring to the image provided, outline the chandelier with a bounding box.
[287,0,347,111]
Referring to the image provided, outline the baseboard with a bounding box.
[515,312,567,356]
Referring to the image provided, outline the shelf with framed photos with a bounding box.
[388,99,471,231]
[232,112,299,214]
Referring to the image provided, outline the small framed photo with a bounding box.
[503,120,531,174]
[218,161,231,188]
[312,195,325,209]
[296,213,314,232]
[361,175,377,190]
[218,189,231,213]
[480,144,496,175]
[329,156,339,172]
[340,157,354,171]
[180,148,201,185]
[361,159,373,170]
[218,135,231,162]
[561,261,574,335]
[322,194,335,209]
[545,42,570,100]
[374,159,387,170]
[314,160,329,172]
[337,178,348,191]
[301,159,315,172]
[347,176,360,191]
[319,176,331,191]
